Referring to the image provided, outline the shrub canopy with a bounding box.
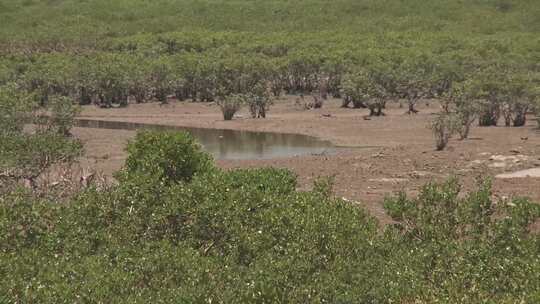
[1,131,539,303]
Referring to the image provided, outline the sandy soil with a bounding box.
[74,97,540,224]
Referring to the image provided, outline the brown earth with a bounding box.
[74,96,540,224]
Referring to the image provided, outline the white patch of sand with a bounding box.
[368,178,409,183]
[496,168,540,179]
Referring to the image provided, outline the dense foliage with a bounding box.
[1,130,540,303]
[119,130,214,184]
[1,1,540,301]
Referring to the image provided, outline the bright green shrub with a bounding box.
[119,130,214,184]
[384,179,540,303]
[222,167,297,195]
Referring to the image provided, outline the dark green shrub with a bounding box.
[0,85,82,188]
[45,95,81,136]
[0,83,35,134]
[119,130,214,184]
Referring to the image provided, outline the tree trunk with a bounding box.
[459,124,470,140]
[376,104,384,116]
[341,96,351,108]
[406,99,419,114]
[352,99,366,109]
[80,87,92,105]
[513,112,527,127]
[478,104,499,126]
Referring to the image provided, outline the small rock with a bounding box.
[371,152,384,158]
[410,171,432,178]
[469,160,486,167]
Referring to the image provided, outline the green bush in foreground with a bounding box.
[1,131,539,303]
[118,130,214,184]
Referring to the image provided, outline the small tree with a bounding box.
[430,112,458,151]
[217,94,245,120]
[478,99,501,126]
[342,68,389,116]
[533,89,540,128]
[247,83,273,118]
[0,84,82,189]
[443,81,479,140]
[340,88,366,109]
[311,93,324,109]
[45,95,81,136]
[455,103,478,140]
[536,107,540,128]
[473,68,511,127]
[148,56,175,103]
[499,73,530,127]
[395,54,435,114]
[126,55,151,103]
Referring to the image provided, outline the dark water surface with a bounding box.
[74,119,334,160]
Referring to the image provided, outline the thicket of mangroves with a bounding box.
[0,0,539,111]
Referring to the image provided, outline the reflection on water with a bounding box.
[74,119,334,160]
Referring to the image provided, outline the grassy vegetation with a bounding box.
[1,0,540,43]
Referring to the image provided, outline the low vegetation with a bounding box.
[1,126,539,303]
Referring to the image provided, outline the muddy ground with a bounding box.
[74,97,540,224]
